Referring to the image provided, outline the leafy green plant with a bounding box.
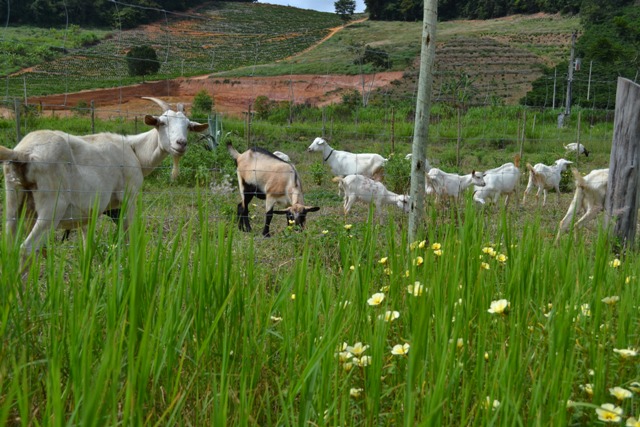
[192,90,214,118]
[309,161,326,186]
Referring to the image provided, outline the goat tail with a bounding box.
[0,146,28,163]
[226,143,240,160]
[571,168,586,188]
[513,154,521,168]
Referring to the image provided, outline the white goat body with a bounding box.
[227,144,319,237]
[564,142,590,157]
[556,168,609,239]
[307,137,387,180]
[473,156,521,206]
[522,158,572,206]
[1,97,208,257]
[426,168,485,202]
[334,174,410,215]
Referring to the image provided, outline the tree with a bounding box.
[335,0,356,23]
[125,45,160,81]
[192,90,214,117]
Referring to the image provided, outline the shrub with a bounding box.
[125,45,160,80]
[192,90,214,118]
[384,153,411,194]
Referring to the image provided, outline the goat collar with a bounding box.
[323,149,334,162]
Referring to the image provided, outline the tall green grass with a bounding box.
[1,199,637,425]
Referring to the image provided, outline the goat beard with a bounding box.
[171,156,181,180]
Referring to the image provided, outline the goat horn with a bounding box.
[142,97,172,112]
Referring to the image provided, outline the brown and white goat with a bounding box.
[227,144,319,237]
[1,97,208,261]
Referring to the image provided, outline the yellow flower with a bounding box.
[288,219,295,225]
[404,270,410,277]
[337,350,353,362]
[496,253,507,263]
[610,258,621,268]
[270,315,282,322]
[322,229,329,234]
[344,224,353,230]
[350,388,363,398]
[409,241,418,250]
[431,242,441,250]
[610,387,633,401]
[596,403,623,423]
[379,285,390,292]
[379,257,388,264]
[382,310,400,322]
[484,396,500,410]
[488,299,509,314]
[482,247,496,257]
[580,303,591,317]
[414,256,424,266]
[346,342,369,356]
[484,352,489,361]
[626,276,632,284]
[418,240,426,249]
[290,294,296,300]
[481,262,490,270]
[433,249,443,257]
[580,383,594,396]
[384,268,392,276]
[630,382,640,393]
[626,417,640,427]
[391,343,410,355]
[456,338,464,349]
[343,362,353,371]
[407,282,424,296]
[349,265,355,271]
[367,292,385,306]
[613,348,638,359]
[602,295,620,305]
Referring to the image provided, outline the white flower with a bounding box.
[367,292,385,306]
[381,310,400,322]
[346,342,369,356]
[350,388,363,398]
[610,387,633,400]
[601,295,620,305]
[488,299,510,314]
[407,282,424,296]
[391,343,410,355]
[596,403,623,423]
[613,348,638,359]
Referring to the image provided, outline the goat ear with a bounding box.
[304,206,320,213]
[189,121,209,132]
[144,115,159,127]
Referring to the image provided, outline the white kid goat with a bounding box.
[556,168,609,241]
[473,155,521,206]
[1,97,208,260]
[564,142,590,157]
[307,137,387,180]
[522,158,573,206]
[334,174,410,216]
[425,168,485,202]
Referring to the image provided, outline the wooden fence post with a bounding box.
[604,78,640,247]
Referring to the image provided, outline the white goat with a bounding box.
[556,168,609,240]
[1,97,208,260]
[227,144,319,237]
[307,137,387,180]
[334,174,410,216]
[473,155,521,206]
[522,158,573,206]
[425,168,485,202]
[272,151,291,162]
[564,142,590,157]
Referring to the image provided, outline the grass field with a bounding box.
[1,103,638,425]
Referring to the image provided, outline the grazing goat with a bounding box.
[473,155,521,206]
[227,144,319,237]
[564,142,589,157]
[1,97,208,260]
[272,151,291,162]
[334,174,410,216]
[556,168,609,240]
[307,137,387,180]
[522,159,573,206]
[425,168,485,202]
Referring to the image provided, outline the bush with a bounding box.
[384,153,411,194]
[125,45,160,80]
[192,90,214,118]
